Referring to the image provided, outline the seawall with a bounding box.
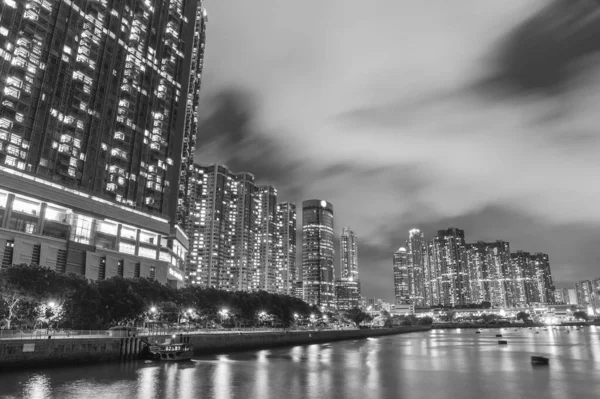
[0,326,430,370]
[187,326,430,354]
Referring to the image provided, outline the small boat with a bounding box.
[498,340,508,345]
[475,331,481,334]
[531,356,549,365]
[149,342,193,362]
[496,334,503,338]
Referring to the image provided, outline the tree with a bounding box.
[573,311,588,321]
[516,311,530,322]
[0,264,72,328]
[417,316,433,325]
[344,308,372,327]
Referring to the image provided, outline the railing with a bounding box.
[0,326,361,341]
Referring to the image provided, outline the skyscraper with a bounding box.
[276,202,297,295]
[575,280,593,307]
[0,0,206,286]
[183,164,296,294]
[183,164,256,290]
[393,247,410,305]
[431,228,467,306]
[340,227,358,281]
[406,229,426,306]
[177,2,208,228]
[336,227,359,310]
[511,251,541,305]
[256,186,277,292]
[532,252,555,304]
[302,200,334,309]
[426,240,441,306]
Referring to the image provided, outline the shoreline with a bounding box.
[0,326,430,371]
[431,322,592,330]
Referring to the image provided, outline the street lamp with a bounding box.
[150,306,157,313]
[48,301,56,308]
[186,308,194,332]
[219,308,229,327]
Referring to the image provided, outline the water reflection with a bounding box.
[3,329,600,399]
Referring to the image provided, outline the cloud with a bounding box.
[199,0,600,300]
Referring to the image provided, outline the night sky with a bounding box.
[195,0,600,302]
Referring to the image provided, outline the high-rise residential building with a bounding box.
[177,2,208,228]
[406,229,426,306]
[336,227,359,310]
[393,247,410,305]
[302,200,335,309]
[276,202,297,295]
[431,228,468,306]
[183,164,296,294]
[575,280,594,307]
[532,253,555,304]
[340,227,358,282]
[485,241,515,307]
[592,278,600,312]
[183,164,256,290]
[511,251,541,305]
[426,240,441,306]
[255,186,277,292]
[0,0,208,286]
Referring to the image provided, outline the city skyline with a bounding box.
[196,0,600,302]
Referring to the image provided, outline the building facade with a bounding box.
[276,202,297,295]
[431,228,467,306]
[177,2,208,227]
[532,252,555,305]
[0,0,208,286]
[393,247,410,305]
[336,227,359,310]
[183,164,296,294]
[511,251,541,305]
[575,280,594,307]
[406,229,426,306]
[405,226,556,308]
[302,200,334,309]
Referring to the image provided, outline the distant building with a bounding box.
[336,280,359,311]
[406,229,426,306]
[511,251,541,305]
[336,227,360,310]
[256,186,278,292]
[563,288,578,305]
[576,280,594,307]
[277,202,297,295]
[532,253,555,304]
[431,228,468,306]
[393,247,410,305]
[294,281,304,300]
[302,200,335,309]
[184,164,294,293]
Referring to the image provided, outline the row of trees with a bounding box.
[0,264,323,330]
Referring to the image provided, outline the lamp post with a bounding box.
[150,307,157,334]
[219,309,229,328]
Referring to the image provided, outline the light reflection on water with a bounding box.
[1,327,600,399]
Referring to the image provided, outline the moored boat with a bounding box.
[531,356,549,365]
[149,342,193,362]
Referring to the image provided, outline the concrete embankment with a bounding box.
[0,326,430,370]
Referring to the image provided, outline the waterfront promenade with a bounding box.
[0,325,430,370]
